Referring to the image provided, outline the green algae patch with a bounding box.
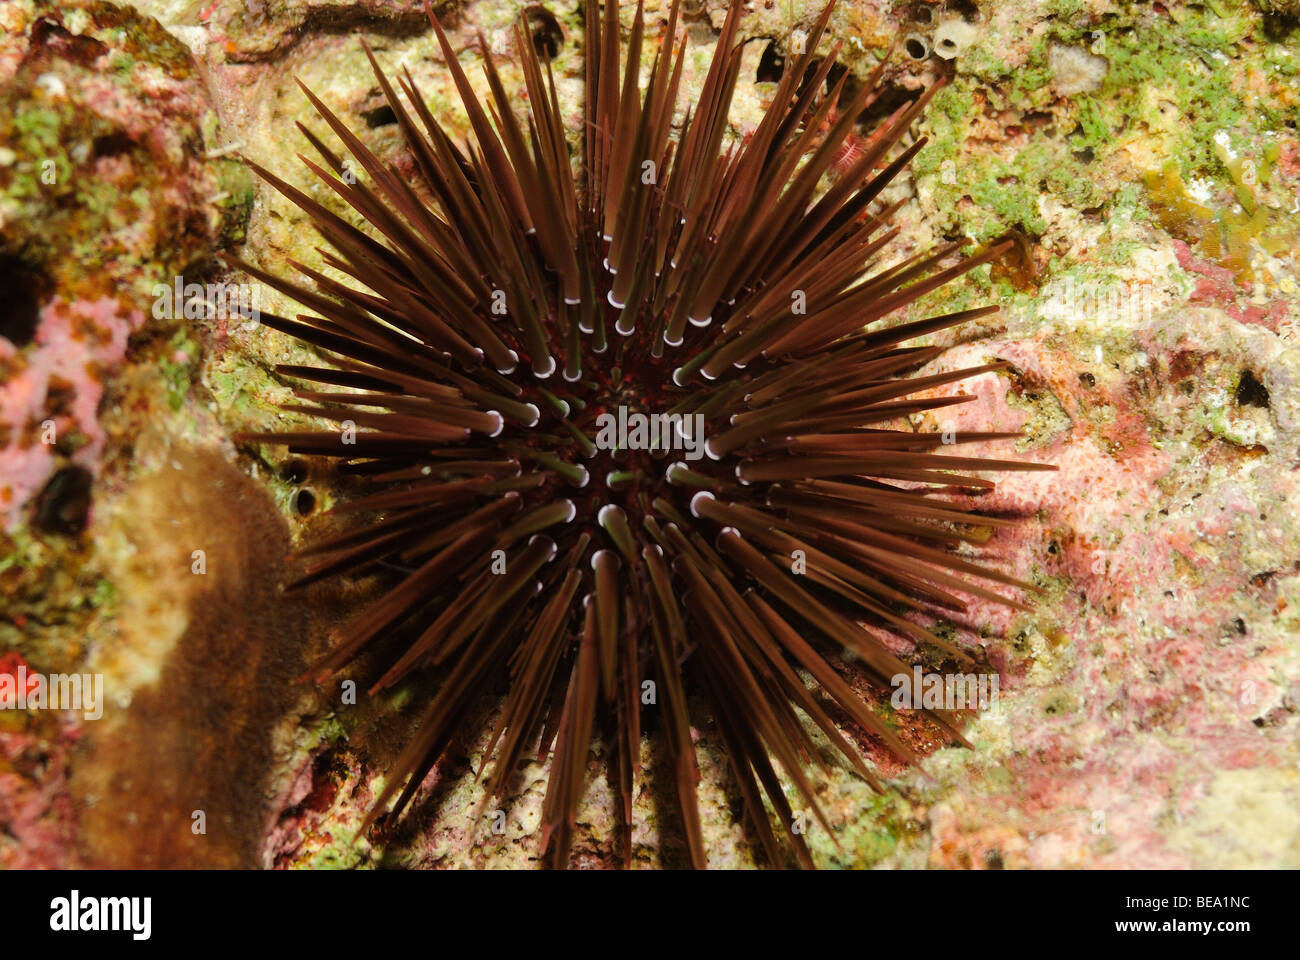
[915,80,1095,244]
[300,829,377,870]
[0,522,109,669]
[0,2,230,304]
[1069,4,1283,178]
[810,792,909,869]
[159,328,200,412]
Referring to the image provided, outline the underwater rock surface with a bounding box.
[1,0,1298,868]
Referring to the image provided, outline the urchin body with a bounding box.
[234,0,1052,868]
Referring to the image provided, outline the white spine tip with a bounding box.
[705,438,723,461]
[561,499,577,523]
[524,403,541,427]
[689,490,716,519]
[497,349,519,375]
[573,465,590,488]
[486,411,504,437]
[607,290,625,309]
[688,314,712,328]
[615,317,635,336]
[598,504,622,525]
[664,332,683,347]
[735,463,751,485]
[533,356,556,379]
[563,368,582,382]
[672,367,688,387]
[527,533,557,557]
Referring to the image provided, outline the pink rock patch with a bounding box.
[0,297,143,529]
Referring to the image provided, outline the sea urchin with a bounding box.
[231,0,1054,868]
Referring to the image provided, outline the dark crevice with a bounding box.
[92,131,136,159]
[30,17,109,67]
[1235,369,1270,409]
[525,4,564,61]
[0,254,51,347]
[34,465,94,536]
[854,83,922,131]
[361,104,398,128]
[755,39,785,84]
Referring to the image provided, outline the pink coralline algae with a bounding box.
[0,297,143,528]
[906,316,1300,869]
[1173,240,1289,332]
[0,649,81,869]
[0,727,81,868]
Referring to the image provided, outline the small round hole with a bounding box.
[291,488,316,516]
[34,465,93,536]
[525,4,563,61]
